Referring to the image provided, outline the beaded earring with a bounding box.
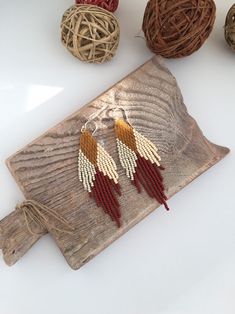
[113,108,169,210]
[78,111,122,227]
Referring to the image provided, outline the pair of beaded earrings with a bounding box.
[78,106,169,228]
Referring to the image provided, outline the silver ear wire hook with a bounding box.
[81,104,109,135]
[81,119,98,135]
[108,106,132,126]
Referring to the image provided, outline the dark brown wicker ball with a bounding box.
[225,4,235,51]
[142,0,216,58]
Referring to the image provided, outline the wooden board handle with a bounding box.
[0,210,45,266]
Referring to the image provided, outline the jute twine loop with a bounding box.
[61,5,120,63]
[225,4,235,51]
[16,200,76,236]
[142,0,216,58]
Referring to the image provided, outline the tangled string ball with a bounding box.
[225,4,235,52]
[61,5,120,63]
[142,0,216,58]
[75,0,119,13]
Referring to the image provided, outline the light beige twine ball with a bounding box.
[61,4,120,63]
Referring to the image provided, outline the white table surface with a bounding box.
[0,0,235,313]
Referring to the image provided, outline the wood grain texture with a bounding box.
[0,57,229,269]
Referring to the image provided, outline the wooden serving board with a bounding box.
[0,57,229,269]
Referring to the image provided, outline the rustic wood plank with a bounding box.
[0,57,229,269]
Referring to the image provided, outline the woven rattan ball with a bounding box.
[225,4,235,51]
[142,0,216,58]
[75,0,119,13]
[61,5,120,63]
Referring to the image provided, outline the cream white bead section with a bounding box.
[97,144,119,184]
[133,129,161,166]
[116,139,137,180]
[78,150,96,192]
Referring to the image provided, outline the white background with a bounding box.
[0,0,235,313]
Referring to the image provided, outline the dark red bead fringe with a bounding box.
[90,169,122,227]
[132,154,169,210]
[75,0,119,13]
